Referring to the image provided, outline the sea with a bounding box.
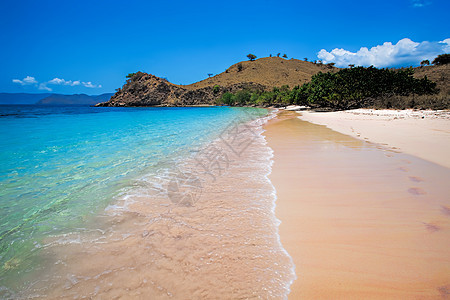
[0,105,295,299]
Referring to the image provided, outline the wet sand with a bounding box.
[264,111,450,299]
[298,109,450,168]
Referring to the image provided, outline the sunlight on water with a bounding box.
[0,105,267,295]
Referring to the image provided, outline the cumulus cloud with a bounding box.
[13,76,102,91]
[48,78,81,86]
[12,76,37,85]
[317,38,450,68]
[81,81,101,88]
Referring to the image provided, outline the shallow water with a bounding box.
[0,105,295,298]
[264,111,450,298]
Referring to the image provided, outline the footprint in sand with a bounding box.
[437,285,450,298]
[409,176,424,183]
[408,187,426,195]
[423,222,440,232]
[441,205,450,216]
[398,166,409,172]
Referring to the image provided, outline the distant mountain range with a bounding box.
[0,93,114,105]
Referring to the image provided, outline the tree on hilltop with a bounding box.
[208,73,213,78]
[432,54,450,65]
[247,54,257,61]
[282,54,288,58]
[420,60,430,67]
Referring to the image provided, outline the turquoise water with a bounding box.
[0,105,267,293]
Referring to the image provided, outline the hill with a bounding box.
[96,57,448,109]
[0,93,113,105]
[37,93,113,105]
[183,57,336,90]
[413,64,449,96]
[97,57,336,107]
[0,93,52,104]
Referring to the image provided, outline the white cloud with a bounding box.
[39,83,52,92]
[12,75,101,90]
[12,76,37,85]
[48,78,82,86]
[317,38,450,68]
[81,81,101,88]
[441,38,450,52]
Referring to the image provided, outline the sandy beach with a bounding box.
[298,109,450,168]
[264,110,450,299]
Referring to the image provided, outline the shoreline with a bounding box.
[15,108,296,299]
[264,110,450,298]
[297,109,450,168]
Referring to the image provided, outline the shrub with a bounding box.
[220,92,235,105]
[432,54,450,65]
[420,60,430,66]
[213,85,220,94]
[237,63,243,72]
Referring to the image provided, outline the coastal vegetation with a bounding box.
[217,66,439,109]
[432,53,450,65]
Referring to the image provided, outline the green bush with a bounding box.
[219,66,438,109]
[220,92,235,106]
[432,54,450,65]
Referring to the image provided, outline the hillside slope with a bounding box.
[183,57,335,90]
[97,57,335,107]
[413,64,449,96]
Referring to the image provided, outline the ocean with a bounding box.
[0,105,295,298]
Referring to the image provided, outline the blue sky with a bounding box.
[1,0,449,94]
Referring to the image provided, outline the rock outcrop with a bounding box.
[96,72,266,107]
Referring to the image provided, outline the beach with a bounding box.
[298,109,450,168]
[265,110,450,298]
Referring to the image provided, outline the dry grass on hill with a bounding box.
[181,57,336,90]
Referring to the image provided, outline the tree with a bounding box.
[277,53,281,57]
[247,54,257,61]
[208,73,213,78]
[282,54,288,58]
[126,72,136,79]
[348,64,355,68]
[304,57,308,62]
[221,92,235,106]
[432,54,450,65]
[269,54,272,57]
[420,60,430,67]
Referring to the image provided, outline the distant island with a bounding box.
[97,54,449,110]
[0,93,113,105]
